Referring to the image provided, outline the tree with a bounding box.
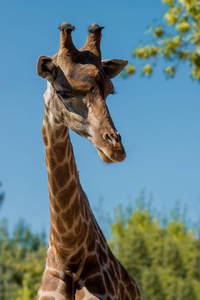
[0,195,199,299]
[124,0,200,80]
[0,220,46,300]
[109,203,200,300]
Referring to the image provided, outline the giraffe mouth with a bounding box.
[97,147,126,164]
[97,148,114,164]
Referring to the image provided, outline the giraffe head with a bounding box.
[37,23,128,163]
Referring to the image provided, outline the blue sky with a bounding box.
[0,0,200,235]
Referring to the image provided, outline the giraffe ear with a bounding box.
[37,56,58,83]
[102,59,128,79]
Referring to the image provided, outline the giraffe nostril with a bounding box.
[116,132,121,143]
[103,132,122,144]
[103,132,113,143]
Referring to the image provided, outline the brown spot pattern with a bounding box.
[51,226,60,243]
[56,218,66,235]
[85,275,106,296]
[57,179,76,210]
[50,199,61,214]
[54,162,70,188]
[103,270,115,296]
[81,255,101,281]
[54,142,67,163]
[43,135,48,147]
[74,219,82,235]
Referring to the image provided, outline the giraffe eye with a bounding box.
[56,90,71,99]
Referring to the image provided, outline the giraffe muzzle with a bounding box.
[96,132,126,163]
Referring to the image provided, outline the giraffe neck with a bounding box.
[39,91,141,300]
[42,106,85,255]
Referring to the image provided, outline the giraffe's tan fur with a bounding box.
[37,22,141,300]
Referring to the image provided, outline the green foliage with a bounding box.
[0,193,199,299]
[124,0,200,80]
[0,220,46,300]
[109,203,200,300]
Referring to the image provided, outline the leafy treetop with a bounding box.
[124,0,200,80]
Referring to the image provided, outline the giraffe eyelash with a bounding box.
[56,90,71,99]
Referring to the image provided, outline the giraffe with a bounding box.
[36,22,141,300]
